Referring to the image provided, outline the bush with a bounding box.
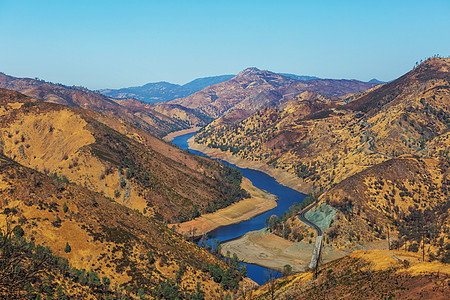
[119,178,126,188]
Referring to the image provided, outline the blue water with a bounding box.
[171,132,306,285]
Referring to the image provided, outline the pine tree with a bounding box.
[64,242,71,253]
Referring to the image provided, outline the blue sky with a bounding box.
[0,0,449,89]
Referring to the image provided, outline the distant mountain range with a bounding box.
[0,72,212,137]
[279,73,320,81]
[99,75,235,103]
[99,71,383,104]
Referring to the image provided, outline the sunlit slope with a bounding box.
[170,67,377,119]
[251,249,449,299]
[0,89,247,223]
[0,154,238,298]
[195,58,450,193]
[0,72,208,137]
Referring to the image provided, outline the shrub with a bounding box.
[120,178,126,188]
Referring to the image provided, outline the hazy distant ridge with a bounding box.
[99,75,235,103]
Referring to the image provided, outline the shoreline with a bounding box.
[170,177,278,238]
[188,138,314,195]
[162,126,202,142]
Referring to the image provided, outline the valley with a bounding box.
[1,58,449,299]
[2,1,449,298]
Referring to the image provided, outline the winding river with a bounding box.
[171,132,306,285]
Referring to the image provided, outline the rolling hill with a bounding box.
[0,154,244,299]
[0,72,209,137]
[0,88,248,223]
[194,58,450,260]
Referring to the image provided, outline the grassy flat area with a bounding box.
[221,229,349,273]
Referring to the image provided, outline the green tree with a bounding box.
[283,264,292,276]
[189,282,204,300]
[64,242,71,253]
[102,276,111,290]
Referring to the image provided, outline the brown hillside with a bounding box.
[195,58,450,193]
[195,58,450,267]
[170,68,377,119]
[346,57,450,113]
[0,154,239,298]
[169,68,297,118]
[0,89,248,223]
[0,72,208,137]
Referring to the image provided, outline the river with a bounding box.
[171,132,306,285]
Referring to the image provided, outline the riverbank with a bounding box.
[171,177,278,238]
[162,126,202,142]
[221,229,349,273]
[188,138,314,194]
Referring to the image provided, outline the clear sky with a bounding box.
[0,0,449,89]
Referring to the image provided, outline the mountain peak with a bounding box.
[236,67,263,77]
[414,57,450,75]
[368,78,384,84]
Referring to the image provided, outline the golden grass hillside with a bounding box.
[0,154,242,299]
[0,89,248,223]
[321,156,449,259]
[195,58,450,195]
[195,58,450,266]
[250,249,449,299]
[0,72,205,137]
